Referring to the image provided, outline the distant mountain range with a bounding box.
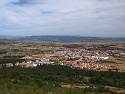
[0,35,125,42]
[20,35,125,42]
[0,35,13,39]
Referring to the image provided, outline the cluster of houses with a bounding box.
[58,60,113,70]
[0,58,54,68]
[15,60,54,67]
[0,48,123,70]
[56,49,117,70]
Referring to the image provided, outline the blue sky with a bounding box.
[0,0,125,37]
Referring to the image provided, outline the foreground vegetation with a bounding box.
[0,65,125,94]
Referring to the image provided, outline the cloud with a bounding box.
[0,0,125,37]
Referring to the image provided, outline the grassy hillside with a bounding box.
[0,65,125,94]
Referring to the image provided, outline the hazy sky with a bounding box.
[0,0,125,37]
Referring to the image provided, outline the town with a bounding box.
[0,40,125,72]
